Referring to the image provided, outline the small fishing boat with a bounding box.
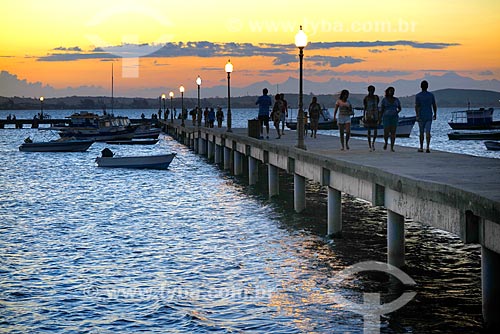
[448,131,500,140]
[448,107,499,130]
[105,139,159,145]
[132,125,161,139]
[484,141,500,151]
[19,138,94,152]
[95,149,176,169]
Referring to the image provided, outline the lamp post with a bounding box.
[169,91,174,123]
[161,93,166,118]
[180,85,185,127]
[225,59,233,132]
[39,96,44,119]
[294,26,308,150]
[196,75,202,110]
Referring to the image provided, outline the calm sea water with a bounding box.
[0,107,496,333]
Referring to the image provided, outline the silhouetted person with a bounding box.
[333,90,353,150]
[381,87,401,152]
[279,93,288,135]
[256,88,272,139]
[415,80,437,153]
[271,94,283,139]
[308,96,321,138]
[363,85,380,151]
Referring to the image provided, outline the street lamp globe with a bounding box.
[196,75,202,86]
[225,59,233,74]
[295,25,308,48]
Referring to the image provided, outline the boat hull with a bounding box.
[448,131,500,140]
[19,140,94,152]
[484,141,500,151]
[350,116,416,138]
[105,139,159,145]
[95,153,176,169]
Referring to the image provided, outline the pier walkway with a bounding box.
[161,119,500,330]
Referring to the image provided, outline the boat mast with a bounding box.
[111,63,114,114]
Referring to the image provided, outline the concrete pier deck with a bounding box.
[162,119,500,329]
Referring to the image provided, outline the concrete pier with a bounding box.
[163,120,500,331]
[387,210,406,268]
[327,187,342,237]
[268,164,279,198]
[248,157,259,185]
[294,174,306,213]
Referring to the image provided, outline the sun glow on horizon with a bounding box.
[1,0,499,97]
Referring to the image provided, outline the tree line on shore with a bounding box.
[1,89,499,110]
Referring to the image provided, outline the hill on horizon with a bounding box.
[1,88,499,110]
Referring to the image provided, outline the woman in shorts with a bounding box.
[333,89,353,150]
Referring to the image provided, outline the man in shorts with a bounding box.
[415,80,437,153]
[256,88,272,139]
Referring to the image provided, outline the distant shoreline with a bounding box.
[1,88,499,110]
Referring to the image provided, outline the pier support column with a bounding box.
[294,174,306,213]
[268,164,279,198]
[207,141,214,161]
[482,246,500,331]
[199,138,206,155]
[194,136,199,153]
[214,144,222,164]
[248,157,259,185]
[327,187,342,237]
[224,147,231,170]
[234,151,243,176]
[387,210,405,268]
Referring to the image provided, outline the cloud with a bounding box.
[37,40,459,62]
[308,40,459,50]
[53,46,82,52]
[479,70,494,76]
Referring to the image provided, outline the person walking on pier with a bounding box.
[415,80,437,153]
[216,107,224,128]
[256,88,272,139]
[279,93,288,135]
[271,94,283,139]
[308,96,321,138]
[363,85,380,151]
[197,107,203,127]
[333,89,353,150]
[208,107,215,128]
[380,86,401,152]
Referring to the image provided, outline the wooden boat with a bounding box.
[105,139,159,145]
[54,112,137,141]
[19,138,94,152]
[448,107,499,130]
[448,131,500,140]
[484,141,500,151]
[350,116,416,138]
[132,126,161,139]
[95,150,176,169]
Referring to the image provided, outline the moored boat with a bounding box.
[350,116,416,138]
[105,139,159,145]
[448,107,499,130]
[19,138,94,152]
[484,141,500,151]
[286,109,337,130]
[448,131,500,140]
[55,112,137,141]
[95,150,176,169]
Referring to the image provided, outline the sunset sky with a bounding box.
[1,0,499,97]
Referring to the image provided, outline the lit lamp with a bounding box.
[169,91,174,123]
[39,96,44,118]
[179,85,185,127]
[196,75,202,110]
[225,59,233,132]
[161,93,166,118]
[295,25,307,150]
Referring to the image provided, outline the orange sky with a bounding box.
[1,0,499,97]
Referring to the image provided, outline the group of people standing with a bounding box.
[256,88,288,139]
[255,81,437,153]
[332,80,437,152]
